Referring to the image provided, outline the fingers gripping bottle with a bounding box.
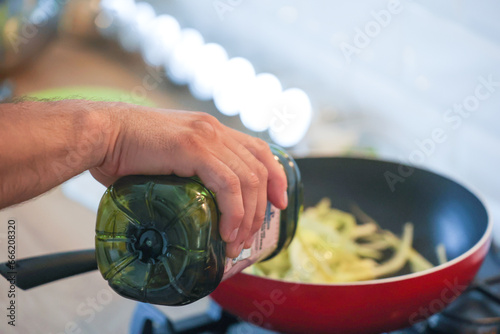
[95,145,302,306]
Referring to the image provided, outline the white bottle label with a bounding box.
[222,203,281,281]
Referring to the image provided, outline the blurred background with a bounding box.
[1,0,499,333]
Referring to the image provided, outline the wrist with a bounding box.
[87,101,122,171]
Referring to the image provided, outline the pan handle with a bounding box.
[0,249,97,290]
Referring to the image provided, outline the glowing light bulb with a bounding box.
[95,11,114,34]
[268,88,313,147]
[188,43,228,101]
[105,2,313,145]
[166,28,205,85]
[239,73,282,132]
[213,57,256,116]
[118,1,156,53]
[141,15,181,67]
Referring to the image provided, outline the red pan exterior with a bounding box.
[211,234,491,334]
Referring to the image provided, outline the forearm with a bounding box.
[0,99,114,209]
[0,99,288,256]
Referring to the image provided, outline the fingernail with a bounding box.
[229,228,239,242]
[238,242,244,254]
[283,190,288,208]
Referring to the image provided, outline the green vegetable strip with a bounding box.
[371,223,412,278]
[246,199,435,283]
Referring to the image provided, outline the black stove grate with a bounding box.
[426,276,500,333]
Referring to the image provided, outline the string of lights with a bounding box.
[97,0,312,147]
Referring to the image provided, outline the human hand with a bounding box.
[91,104,288,258]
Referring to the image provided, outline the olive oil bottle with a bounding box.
[95,145,302,306]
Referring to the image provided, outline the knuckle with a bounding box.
[194,121,216,140]
[225,158,240,172]
[223,174,242,195]
[253,138,269,153]
[230,209,245,223]
[194,111,217,123]
[255,163,268,180]
[203,177,221,194]
[253,211,266,226]
[239,220,252,235]
[206,171,226,190]
[245,172,261,190]
[190,113,220,139]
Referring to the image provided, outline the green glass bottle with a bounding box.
[95,145,302,306]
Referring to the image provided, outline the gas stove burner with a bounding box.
[427,276,500,334]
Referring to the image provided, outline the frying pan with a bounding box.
[210,157,492,333]
[0,157,491,334]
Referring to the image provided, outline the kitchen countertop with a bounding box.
[0,32,224,334]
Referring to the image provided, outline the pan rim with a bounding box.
[240,156,493,287]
